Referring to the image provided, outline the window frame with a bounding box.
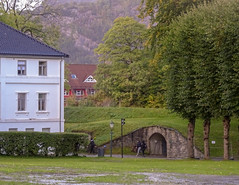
[75,90,84,96]
[38,93,47,111]
[18,60,26,76]
[17,93,26,111]
[39,61,47,76]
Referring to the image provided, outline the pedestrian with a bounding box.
[141,140,147,157]
[136,141,141,157]
[89,138,95,154]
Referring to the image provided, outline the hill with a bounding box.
[48,0,142,64]
[64,107,239,158]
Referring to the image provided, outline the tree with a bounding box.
[138,0,212,59]
[95,17,163,107]
[0,0,60,47]
[163,0,239,159]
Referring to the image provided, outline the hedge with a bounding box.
[0,132,89,157]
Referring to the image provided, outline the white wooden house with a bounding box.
[0,21,68,132]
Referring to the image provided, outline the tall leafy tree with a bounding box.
[163,0,239,159]
[138,0,212,58]
[95,17,162,107]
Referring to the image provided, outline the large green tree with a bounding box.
[138,0,212,58]
[95,17,163,107]
[163,0,239,159]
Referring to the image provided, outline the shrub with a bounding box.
[0,132,88,157]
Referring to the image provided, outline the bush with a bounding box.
[0,132,88,157]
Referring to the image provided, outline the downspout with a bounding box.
[59,58,64,133]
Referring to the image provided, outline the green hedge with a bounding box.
[0,132,89,157]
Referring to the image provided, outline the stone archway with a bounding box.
[149,133,167,157]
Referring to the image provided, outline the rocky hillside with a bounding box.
[49,0,142,64]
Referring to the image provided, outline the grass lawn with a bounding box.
[0,156,238,184]
[64,107,239,158]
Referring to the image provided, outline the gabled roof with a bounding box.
[67,64,97,89]
[0,21,69,58]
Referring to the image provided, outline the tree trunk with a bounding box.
[187,118,195,158]
[203,119,211,159]
[223,116,230,160]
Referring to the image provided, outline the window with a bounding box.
[42,128,50,133]
[84,75,96,82]
[38,93,47,111]
[39,61,47,76]
[9,128,18,132]
[89,89,95,95]
[26,128,34,132]
[64,90,69,96]
[71,74,77,79]
[18,93,26,111]
[75,90,84,96]
[18,60,26,75]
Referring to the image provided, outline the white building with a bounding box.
[0,21,68,132]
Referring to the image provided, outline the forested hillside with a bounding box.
[49,0,142,64]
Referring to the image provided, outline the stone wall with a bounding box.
[102,126,203,159]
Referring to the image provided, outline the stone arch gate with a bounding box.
[104,126,203,158]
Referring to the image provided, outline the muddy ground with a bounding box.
[1,171,239,185]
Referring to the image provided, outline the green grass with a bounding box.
[65,107,239,158]
[0,156,238,184]
[0,156,238,175]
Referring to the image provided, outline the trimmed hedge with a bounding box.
[0,132,89,157]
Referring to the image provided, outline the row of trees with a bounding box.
[163,0,239,160]
[94,0,238,159]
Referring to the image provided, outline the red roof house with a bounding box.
[64,64,97,100]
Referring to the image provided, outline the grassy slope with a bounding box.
[65,107,239,157]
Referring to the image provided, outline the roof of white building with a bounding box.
[0,21,69,58]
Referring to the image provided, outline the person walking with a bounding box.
[136,141,141,157]
[141,140,147,157]
[89,138,95,154]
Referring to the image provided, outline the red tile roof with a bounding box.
[67,64,97,89]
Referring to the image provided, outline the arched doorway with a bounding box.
[149,133,167,157]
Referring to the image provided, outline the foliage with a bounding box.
[138,0,212,58]
[0,132,88,156]
[64,107,238,158]
[0,0,60,48]
[94,16,164,107]
[53,0,142,64]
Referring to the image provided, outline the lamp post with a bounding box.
[110,121,114,157]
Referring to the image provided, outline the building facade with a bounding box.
[64,64,97,101]
[0,21,68,132]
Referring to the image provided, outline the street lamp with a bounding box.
[110,121,114,157]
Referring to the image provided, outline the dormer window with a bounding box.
[71,74,77,79]
[84,75,96,82]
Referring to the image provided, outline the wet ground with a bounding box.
[1,171,239,185]
[1,154,238,184]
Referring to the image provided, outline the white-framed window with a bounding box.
[89,89,95,95]
[75,90,84,96]
[38,93,47,111]
[39,61,47,76]
[64,90,69,96]
[18,93,26,111]
[26,128,34,132]
[9,128,18,132]
[42,128,50,133]
[18,60,26,75]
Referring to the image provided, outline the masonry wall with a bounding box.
[103,126,203,159]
